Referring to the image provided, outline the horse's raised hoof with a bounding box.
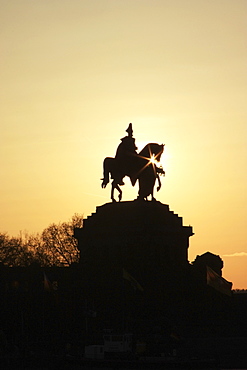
[101,178,109,188]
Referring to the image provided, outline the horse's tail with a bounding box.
[101,157,113,188]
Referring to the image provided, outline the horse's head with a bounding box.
[138,143,164,161]
[149,143,164,162]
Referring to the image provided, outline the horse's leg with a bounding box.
[115,184,122,202]
[156,174,161,192]
[111,181,116,202]
[150,180,155,201]
[136,179,145,201]
[150,184,157,201]
[151,173,160,201]
[101,157,113,188]
[111,181,122,202]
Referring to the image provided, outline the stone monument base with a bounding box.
[74,201,194,332]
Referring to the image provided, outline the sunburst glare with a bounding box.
[149,154,156,164]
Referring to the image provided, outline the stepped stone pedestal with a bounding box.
[74,201,194,330]
[74,201,193,269]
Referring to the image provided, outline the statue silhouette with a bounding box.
[115,123,138,185]
[101,124,165,202]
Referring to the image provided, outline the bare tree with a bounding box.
[0,214,83,267]
[40,214,83,266]
[20,231,52,266]
[0,232,35,266]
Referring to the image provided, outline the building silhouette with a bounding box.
[74,200,234,336]
[1,200,246,367]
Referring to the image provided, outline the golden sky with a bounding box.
[1,0,246,288]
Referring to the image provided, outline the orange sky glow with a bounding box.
[1,0,246,288]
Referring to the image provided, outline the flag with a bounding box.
[43,272,53,292]
[206,266,232,296]
[122,268,144,292]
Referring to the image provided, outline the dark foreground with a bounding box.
[1,336,247,370]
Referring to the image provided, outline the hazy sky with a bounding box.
[1,0,246,288]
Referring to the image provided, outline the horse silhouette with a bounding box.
[101,143,165,202]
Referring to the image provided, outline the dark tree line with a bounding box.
[0,214,83,267]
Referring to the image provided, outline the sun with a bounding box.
[149,154,156,165]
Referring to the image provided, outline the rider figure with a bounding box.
[115,123,138,185]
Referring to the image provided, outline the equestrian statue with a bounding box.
[101,124,165,202]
